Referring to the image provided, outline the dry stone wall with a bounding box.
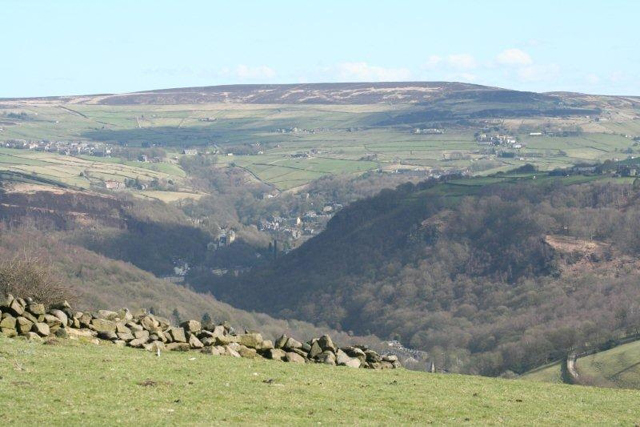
[0,294,400,370]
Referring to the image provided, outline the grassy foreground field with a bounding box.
[1,337,640,425]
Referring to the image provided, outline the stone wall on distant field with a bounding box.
[0,294,400,370]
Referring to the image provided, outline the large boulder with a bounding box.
[116,323,131,334]
[127,322,144,332]
[238,346,258,359]
[49,309,68,327]
[344,358,362,369]
[134,330,150,341]
[117,332,135,342]
[308,341,323,359]
[284,337,302,350]
[1,328,17,338]
[238,333,263,349]
[15,316,33,335]
[26,331,43,342]
[211,325,226,338]
[275,334,289,349]
[27,303,45,316]
[343,347,366,362]
[365,350,381,363]
[66,328,96,338]
[201,346,222,356]
[0,314,17,330]
[8,299,25,316]
[79,313,93,328]
[91,318,116,333]
[117,308,133,322]
[140,316,160,332]
[189,334,204,349]
[20,311,38,324]
[128,337,148,348]
[318,351,337,366]
[43,314,62,329]
[32,322,50,337]
[168,327,186,343]
[215,335,239,346]
[285,352,306,364]
[200,337,216,346]
[318,335,336,352]
[144,341,165,352]
[181,320,201,334]
[224,345,241,358]
[96,310,119,320]
[336,349,352,366]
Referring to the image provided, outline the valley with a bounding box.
[2,82,640,391]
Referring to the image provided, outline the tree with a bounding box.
[201,312,212,326]
[172,308,182,326]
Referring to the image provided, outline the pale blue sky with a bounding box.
[2,0,638,97]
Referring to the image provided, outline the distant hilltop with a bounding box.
[0,81,572,105]
[99,82,499,105]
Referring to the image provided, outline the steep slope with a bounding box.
[208,172,640,375]
[573,340,640,389]
[0,228,378,346]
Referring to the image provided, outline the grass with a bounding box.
[1,337,640,425]
[521,362,564,384]
[3,102,639,189]
[0,148,199,200]
[576,340,640,389]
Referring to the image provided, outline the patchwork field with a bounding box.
[2,92,640,190]
[1,336,640,425]
[0,148,200,201]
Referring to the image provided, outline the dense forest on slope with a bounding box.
[208,173,640,375]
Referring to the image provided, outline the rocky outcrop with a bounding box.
[0,294,399,370]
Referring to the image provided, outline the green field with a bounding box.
[0,147,201,200]
[2,101,639,190]
[521,362,564,384]
[522,339,640,390]
[576,341,640,389]
[1,336,640,425]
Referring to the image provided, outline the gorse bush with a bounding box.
[0,256,75,306]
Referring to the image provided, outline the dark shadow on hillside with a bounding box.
[81,127,224,147]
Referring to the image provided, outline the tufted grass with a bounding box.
[1,336,640,425]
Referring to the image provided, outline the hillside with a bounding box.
[207,169,640,376]
[574,340,640,389]
[0,82,534,105]
[0,228,381,347]
[1,82,639,191]
[1,336,639,425]
[524,339,640,390]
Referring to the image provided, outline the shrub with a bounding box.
[0,256,75,307]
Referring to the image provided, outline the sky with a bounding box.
[2,0,639,97]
